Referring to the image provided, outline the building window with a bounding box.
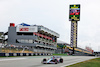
[17,32,33,35]
[21,39,24,43]
[17,39,21,43]
[16,39,34,44]
[24,39,29,43]
[16,39,20,43]
[29,40,33,43]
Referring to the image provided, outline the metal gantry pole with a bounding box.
[69,4,80,55]
[70,21,78,54]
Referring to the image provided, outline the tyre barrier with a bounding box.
[35,53,37,56]
[23,53,26,56]
[20,53,23,56]
[29,53,31,56]
[5,53,9,56]
[13,53,17,56]
[26,53,29,56]
[41,53,43,56]
[17,53,20,56]
[0,53,52,56]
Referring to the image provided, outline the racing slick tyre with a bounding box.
[54,59,58,64]
[60,58,63,63]
[42,58,47,64]
[43,58,47,62]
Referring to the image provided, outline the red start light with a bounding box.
[10,23,15,27]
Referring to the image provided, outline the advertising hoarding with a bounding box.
[16,26,38,32]
[69,4,80,21]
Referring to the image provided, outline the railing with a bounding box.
[33,48,55,53]
[37,37,57,45]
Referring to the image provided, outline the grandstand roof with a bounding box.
[57,40,69,45]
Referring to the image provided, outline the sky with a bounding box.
[0,0,100,51]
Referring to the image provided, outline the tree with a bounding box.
[0,34,4,52]
[0,35,5,44]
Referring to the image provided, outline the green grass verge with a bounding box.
[53,53,67,56]
[66,58,100,67]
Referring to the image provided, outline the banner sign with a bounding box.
[16,26,37,32]
[70,21,77,47]
[69,4,80,21]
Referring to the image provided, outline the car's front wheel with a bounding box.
[54,59,58,64]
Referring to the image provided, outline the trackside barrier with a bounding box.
[23,53,26,56]
[39,53,41,56]
[13,53,17,56]
[26,53,29,56]
[0,53,5,56]
[9,53,13,56]
[20,53,23,56]
[31,53,33,56]
[33,53,35,56]
[41,53,43,56]
[37,53,39,55]
[35,53,37,56]
[17,53,20,56]
[48,54,50,56]
[43,53,44,55]
[0,53,52,57]
[5,53,9,56]
[28,53,31,56]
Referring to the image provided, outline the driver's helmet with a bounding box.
[52,56,55,59]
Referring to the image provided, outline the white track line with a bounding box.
[0,58,27,61]
[60,58,96,67]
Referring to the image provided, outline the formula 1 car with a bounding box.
[41,56,63,64]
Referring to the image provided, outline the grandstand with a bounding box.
[3,23,59,54]
[56,40,94,56]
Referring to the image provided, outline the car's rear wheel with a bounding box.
[42,58,47,64]
[43,58,46,62]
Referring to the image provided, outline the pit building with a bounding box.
[6,23,59,54]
